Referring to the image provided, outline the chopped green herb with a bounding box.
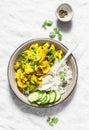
[30,79,39,87]
[30,62,37,69]
[49,62,54,66]
[59,70,67,81]
[20,63,25,69]
[24,86,29,91]
[49,32,56,38]
[19,52,26,58]
[54,28,59,34]
[19,52,29,64]
[23,58,28,63]
[47,49,55,60]
[31,47,36,53]
[47,49,55,55]
[48,55,54,60]
[30,79,36,85]
[47,117,59,127]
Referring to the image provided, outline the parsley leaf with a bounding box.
[42,20,53,29]
[54,28,59,34]
[49,32,56,38]
[46,20,53,26]
[47,117,59,127]
[58,33,62,41]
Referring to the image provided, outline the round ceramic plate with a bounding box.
[7,38,78,107]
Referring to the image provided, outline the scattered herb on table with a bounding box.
[42,20,62,41]
[49,27,62,41]
[47,117,59,127]
[49,32,56,38]
[53,28,59,34]
[42,20,53,29]
[58,33,62,41]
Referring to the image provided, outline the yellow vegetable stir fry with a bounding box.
[14,42,63,95]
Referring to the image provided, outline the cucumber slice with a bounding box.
[49,91,56,103]
[38,92,46,101]
[28,91,39,103]
[41,93,50,104]
[28,90,61,105]
[54,91,61,102]
[38,95,47,105]
[36,92,46,104]
[38,92,43,100]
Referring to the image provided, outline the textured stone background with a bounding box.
[0,0,89,130]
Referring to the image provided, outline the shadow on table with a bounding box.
[56,19,73,33]
[9,84,77,117]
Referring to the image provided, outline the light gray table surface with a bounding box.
[0,0,89,130]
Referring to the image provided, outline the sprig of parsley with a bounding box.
[42,20,53,29]
[47,117,59,127]
[49,27,62,41]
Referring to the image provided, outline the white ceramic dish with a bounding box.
[7,38,78,108]
[56,3,74,22]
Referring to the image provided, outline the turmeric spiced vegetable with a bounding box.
[14,42,63,95]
